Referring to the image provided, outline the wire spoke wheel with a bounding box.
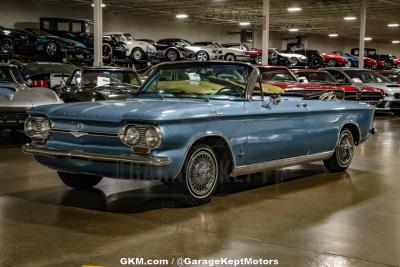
[186,148,218,199]
[336,131,354,168]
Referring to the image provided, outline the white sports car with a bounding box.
[104,32,157,62]
[193,42,250,62]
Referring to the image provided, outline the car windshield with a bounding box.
[259,68,297,82]
[70,70,140,87]
[344,70,391,83]
[139,64,252,100]
[27,28,49,36]
[380,72,400,82]
[124,33,134,41]
[0,66,24,84]
[26,63,76,75]
[295,71,336,83]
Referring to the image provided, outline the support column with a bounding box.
[359,0,367,69]
[93,0,103,67]
[262,0,270,65]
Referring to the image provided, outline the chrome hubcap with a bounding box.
[328,60,336,67]
[289,57,299,66]
[197,51,208,61]
[186,149,218,198]
[336,132,354,167]
[1,41,13,54]
[133,49,143,60]
[46,43,57,56]
[167,50,178,61]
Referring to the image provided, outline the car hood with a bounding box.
[361,83,400,93]
[267,81,342,91]
[27,98,243,123]
[0,82,62,110]
[45,36,87,48]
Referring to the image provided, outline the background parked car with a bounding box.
[54,67,141,102]
[193,41,250,62]
[19,62,77,89]
[258,65,344,97]
[154,38,216,61]
[332,51,378,69]
[284,49,324,69]
[323,53,349,67]
[270,48,308,67]
[292,68,384,104]
[325,67,400,113]
[0,63,63,129]
[39,17,127,62]
[221,43,263,64]
[24,28,89,60]
[104,32,157,63]
[0,26,40,57]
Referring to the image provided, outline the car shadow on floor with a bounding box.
[9,164,378,214]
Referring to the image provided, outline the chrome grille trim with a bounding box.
[51,128,118,138]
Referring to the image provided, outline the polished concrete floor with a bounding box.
[0,116,399,267]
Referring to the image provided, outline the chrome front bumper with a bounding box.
[22,144,171,166]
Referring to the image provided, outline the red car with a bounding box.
[323,53,349,67]
[292,69,384,104]
[393,57,400,68]
[221,43,262,64]
[257,66,345,97]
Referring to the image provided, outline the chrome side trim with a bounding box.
[230,151,334,177]
[22,144,171,166]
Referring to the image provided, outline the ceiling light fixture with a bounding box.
[287,7,302,12]
[392,40,400,44]
[91,3,106,7]
[239,22,251,26]
[289,28,299,32]
[364,37,372,41]
[388,23,400,27]
[329,33,338,37]
[176,14,189,19]
[344,16,357,21]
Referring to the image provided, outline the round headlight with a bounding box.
[24,117,38,137]
[145,128,161,148]
[24,117,51,139]
[123,126,140,146]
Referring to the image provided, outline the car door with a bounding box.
[243,79,311,164]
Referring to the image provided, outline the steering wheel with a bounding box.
[216,87,244,97]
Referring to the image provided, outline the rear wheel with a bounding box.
[44,42,59,57]
[102,43,114,60]
[58,172,103,190]
[132,47,145,61]
[327,59,337,67]
[0,38,15,56]
[324,128,355,172]
[308,56,324,68]
[166,49,179,61]
[196,50,209,61]
[224,53,236,61]
[173,144,219,206]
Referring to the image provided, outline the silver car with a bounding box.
[0,63,63,128]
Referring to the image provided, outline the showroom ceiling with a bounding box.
[34,0,400,41]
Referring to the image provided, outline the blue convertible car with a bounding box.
[23,61,375,205]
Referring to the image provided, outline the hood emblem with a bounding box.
[70,131,87,138]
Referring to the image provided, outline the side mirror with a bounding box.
[262,94,282,109]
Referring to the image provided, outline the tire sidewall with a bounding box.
[45,42,59,57]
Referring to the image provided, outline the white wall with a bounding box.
[1,0,399,57]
